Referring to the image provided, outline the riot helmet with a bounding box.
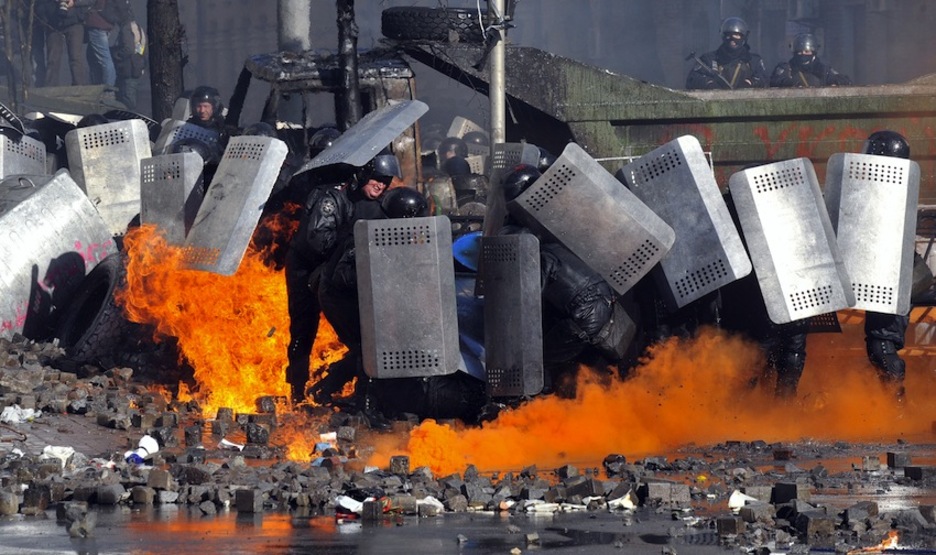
[463,131,490,147]
[442,155,472,177]
[536,146,557,172]
[501,164,542,202]
[356,151,402,189]
[720,17,749,51]
[77,113,109,128]
[189,86,223,122]
[862,131,910,159]
[241,121,277,138]
[437,136,469,162]
[308,126,340,157]
[792,33,818,67]
[381,187,429,219]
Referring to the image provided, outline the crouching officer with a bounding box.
[284,152,397,406]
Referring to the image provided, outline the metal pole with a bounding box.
[489,0,506,153]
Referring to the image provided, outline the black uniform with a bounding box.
[686,44,768,90]
[770,57,851,88]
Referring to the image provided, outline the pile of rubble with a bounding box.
[1,335,936,552]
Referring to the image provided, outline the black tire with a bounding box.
[55,254,130,364]
[381,7,486,43]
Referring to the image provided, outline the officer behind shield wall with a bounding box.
[686,17,768,90]
[291,153,399,411]
[187,85,227,136]
[312,184,425,429]
[861,131,912,388]
[500,164,637,395]
[770,33,851,88]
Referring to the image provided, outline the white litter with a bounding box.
[0,405,40,424]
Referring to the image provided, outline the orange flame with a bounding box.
[117,223,344,417]
[848,529,899,553]
[370,326,936,477]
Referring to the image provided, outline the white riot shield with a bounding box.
[355,216,459,379]
[153,119,221,155]
[140,152,205,245]
[482,234,543,398]
[182,136,288,275]
[65,119,151,236]
[0,133,47,178]
[508,142,675,296]
[297,100,428,173]
[618,135,751,309]
[825,152,919,315]
[728,158,854,324]
[0,170,116,339]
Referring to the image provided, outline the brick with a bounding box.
[147,469,174,490]
[389,456,409,475]
[887,452,912,469]
[861,456,882,471]
[235,489,264,513]
[742,485,773,503]
[795,510,835,538]
[389,495,418,515]
[184,425,203,447]
[772,482,810,503]
[904,466,936,481]
[740,502,775,523]
[95,484,126,505]
[362,500,383,520]
[716,516,745,536]
[22,484,50,511]
[131,486,155,505]
[0,492,18,515]
[245,423,270,445]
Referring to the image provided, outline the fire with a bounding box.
[117,222,345,417]
[370,326,936,477]
[847,530,899,553]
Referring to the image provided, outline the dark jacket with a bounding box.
[686,44,768,90]
[770,57,852,88]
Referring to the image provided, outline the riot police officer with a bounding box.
[284,152,398,407]
[861,131,912,386]
[187,85,226,134]
[686,17,768,90]
[770,33,851,88]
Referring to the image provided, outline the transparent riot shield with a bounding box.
[65,119,152,236]
[0,170,116,339]
[297,100,428,173]
[508,142,675,296]
[182,136,288,275]
[140,152,205,245]
[728,158,854,324]
[482,234,543,398]
[825,152,919,315]
[152,119,221,155]
[355,216,460,379]
[617,135,751,309]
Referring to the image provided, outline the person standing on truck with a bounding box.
[770,33,851,88]
[686,17,768,90]
[285,152,397,410]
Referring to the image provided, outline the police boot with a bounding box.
[773,352,805,398]
[867,339,906,383]
[307,370,347,406]
[357,380,390,432]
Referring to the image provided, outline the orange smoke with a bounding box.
[372,325,936,477]
[117,223,345,417]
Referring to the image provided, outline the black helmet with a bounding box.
[77,113,109,128]
[356,152,402,188]
[171,137,221,165]
[720,17,749,50]
[502,164,541,202]
[862,131,910,159]
[536,146,557,172]
[442,155,472,177]
[189,86,223,118]
[792,33,818,66]
[463,131,489,147]
[381,187,428,219]
[437,136,468,161]
[241,121,277,138]
[309,126,340,157]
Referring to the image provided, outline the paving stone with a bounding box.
[96,484,126,505]
[132,486,155,504]
[887,452,912,468]
[235,489,264,513]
